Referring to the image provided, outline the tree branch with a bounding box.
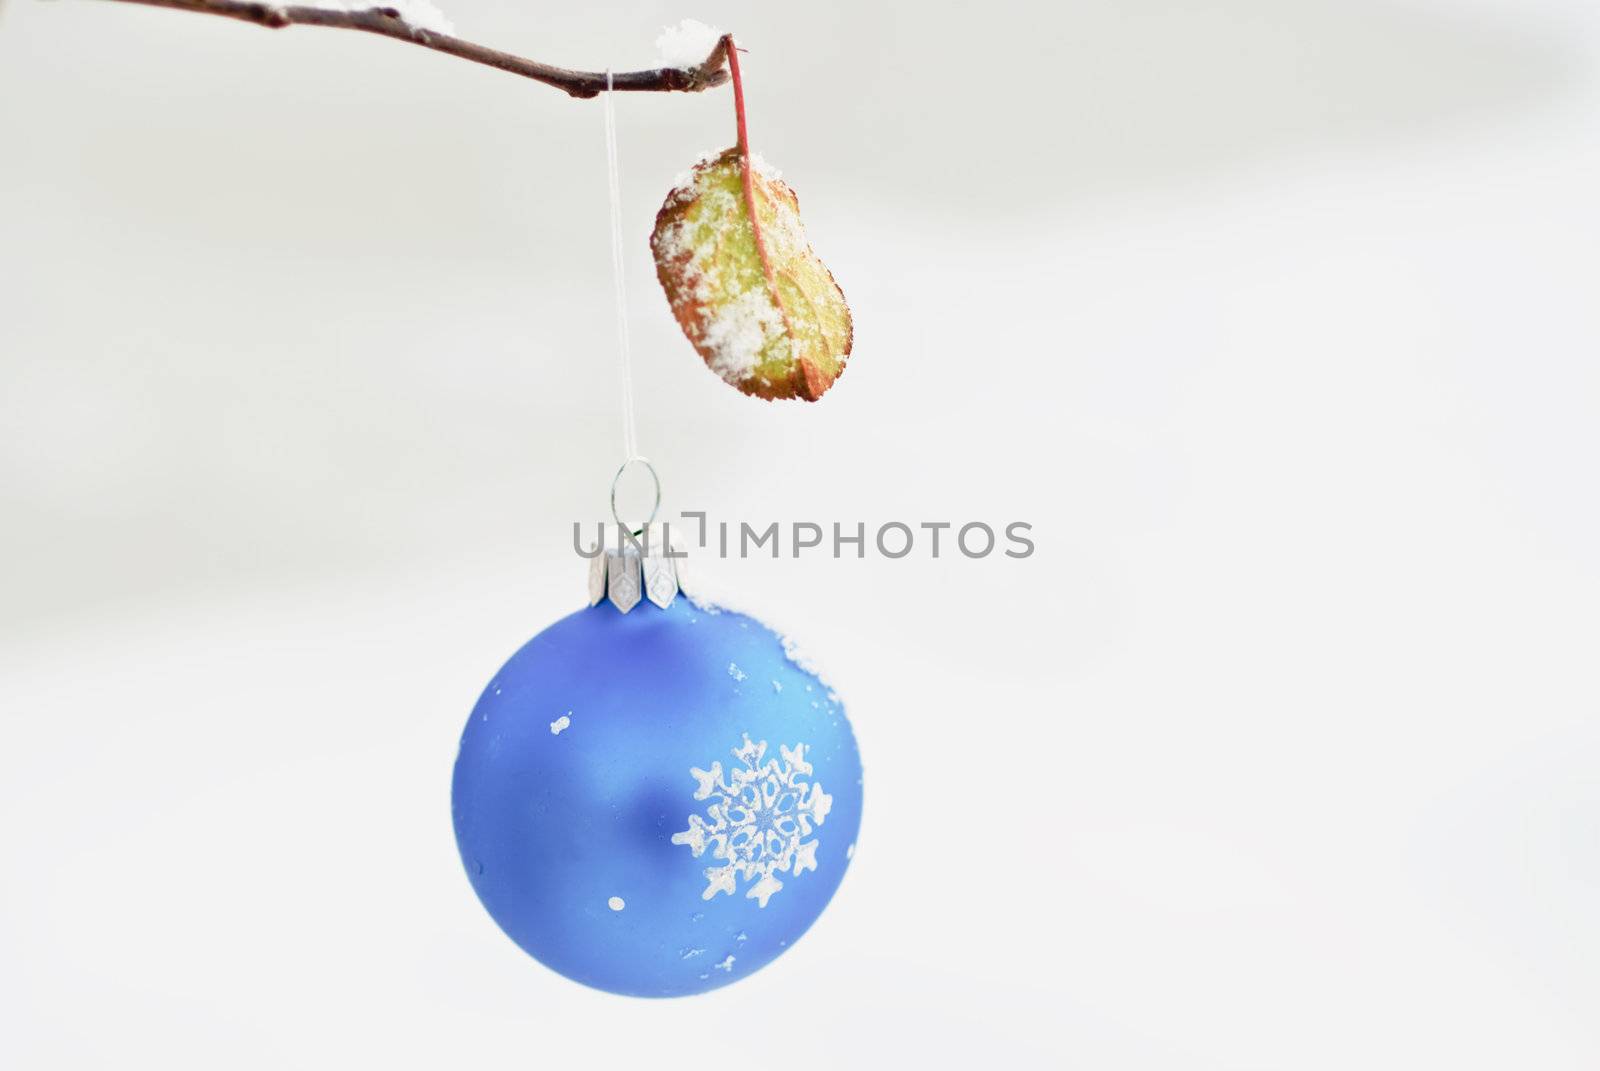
[93,0,731,99]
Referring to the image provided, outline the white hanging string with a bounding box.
[602,70,640,462]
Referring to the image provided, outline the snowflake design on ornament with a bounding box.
[670,734,832,907]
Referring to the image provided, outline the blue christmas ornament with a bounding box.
[451,542,863,998]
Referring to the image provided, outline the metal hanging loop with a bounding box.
[592,457,680,613]
[610,456,661,538]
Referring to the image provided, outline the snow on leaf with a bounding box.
[651,148,852,401]
[670,734,832,907]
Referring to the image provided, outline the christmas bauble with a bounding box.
[451,595,863,997]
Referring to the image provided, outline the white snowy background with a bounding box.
[2,0,1598,1066]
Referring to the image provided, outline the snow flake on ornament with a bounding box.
[670,734,832,907]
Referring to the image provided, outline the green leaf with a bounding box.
[650,147,853,401]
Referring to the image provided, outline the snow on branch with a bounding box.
[87,1,732,99]
[655,18,723,67]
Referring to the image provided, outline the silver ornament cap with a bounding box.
[586,457,688,613]
[586,524,687,613]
